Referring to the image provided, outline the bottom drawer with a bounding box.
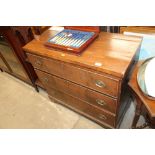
[49,88,116,128]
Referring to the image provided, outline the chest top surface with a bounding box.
[23,29,142,78]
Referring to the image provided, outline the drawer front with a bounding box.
[63,63,119,98]
[27,53,64,77]
[49,89,116,128]
[28,53,119,97]
[35,69,117,114]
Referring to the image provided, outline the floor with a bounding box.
[0,72,146,129]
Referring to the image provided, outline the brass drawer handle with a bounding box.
[96,99,106,106]
[99,114,107,120]
[95,80,106,88]
[43,77,48,83]
[35,60,42,66]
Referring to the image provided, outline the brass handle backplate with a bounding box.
[95,80,106,88]
[99,114,107,120]
[43,77,48,83]
[35,60,42,66]
[96,99,106,106]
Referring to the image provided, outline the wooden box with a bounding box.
[44,26,100,54]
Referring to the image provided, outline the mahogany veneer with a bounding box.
[23,29,142,128]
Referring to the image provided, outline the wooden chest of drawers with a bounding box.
[23,30,142,128]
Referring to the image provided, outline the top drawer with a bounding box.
[27,53,120,97]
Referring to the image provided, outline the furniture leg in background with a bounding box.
[128,62,155,129]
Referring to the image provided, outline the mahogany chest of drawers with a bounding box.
[23,30,142,128]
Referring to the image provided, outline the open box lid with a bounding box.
[64,26,100,33]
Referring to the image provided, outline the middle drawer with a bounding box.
[35,69,117,114]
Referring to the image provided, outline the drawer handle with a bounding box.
[43,77,48,83]
[96,99,106,106]
[99,114,107,120]
[95,80,106,88]
[35,60,42,66]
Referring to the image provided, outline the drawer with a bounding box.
[28,53,119,97]
[35,69,117,114]
[49,88,116,128]
[63,63,119,98]
[27,53,64,77]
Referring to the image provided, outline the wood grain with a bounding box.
[23,29,142,128]
[35,69,117,114]
[49,88,116,128]
[128,62,155,117]
[23,30,142,78]
[28,53,119,97]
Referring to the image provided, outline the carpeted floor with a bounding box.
[0,72,145,129]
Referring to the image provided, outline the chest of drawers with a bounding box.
[23,30,142,128]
